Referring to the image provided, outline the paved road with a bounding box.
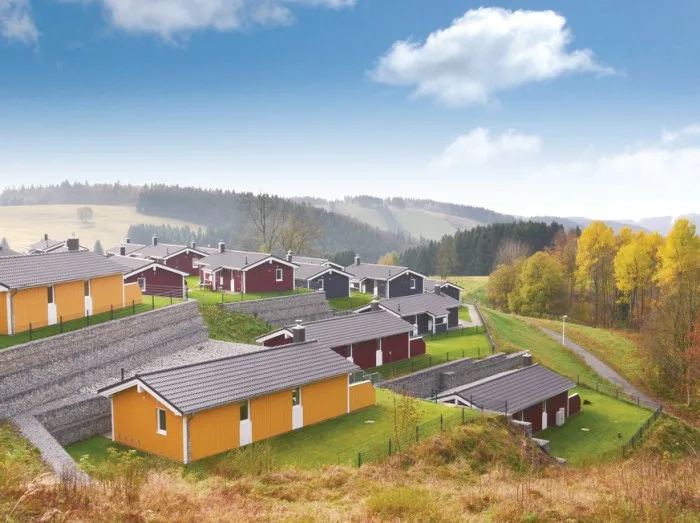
[539,327,658,407]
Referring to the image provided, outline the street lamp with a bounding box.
[562,315,568,346]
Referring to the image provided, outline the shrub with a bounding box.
[211,442,274,479]
[365,486,442,522]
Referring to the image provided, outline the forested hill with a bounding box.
[400,221,565,276]
[0,181,140,206]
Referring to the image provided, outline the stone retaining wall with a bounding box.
[35,395,111,446]
[224,292,333,327]
[379,351,526,398]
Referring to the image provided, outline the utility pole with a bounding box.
[562,315,568,346]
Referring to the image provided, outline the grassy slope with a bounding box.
[186,276,311,304]
[446,275,489,303]
[389,207,456,239]
[0,204,201,251]
[0,422,46,517]
[331,202,389,231]
[328,292,374,311]
[539,387,652,465]
[199,303,270,344]
[458,305,471,322]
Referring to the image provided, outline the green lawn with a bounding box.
[538,387,653,465]
[66,389,478,472]
[200,303,271,344]
[186,275,311,304]
[482,308,601,383]
[441,276,489,304]
[328,292,374,311]
[458,306,471,322]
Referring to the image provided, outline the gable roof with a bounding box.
[106,242,147,256]
[344,262,409,281]
[0,246,21,258]
[197,250,298,271]
[0,251,125,290]
[127,243,207,261]
[289,255,329,266]
[294,264,353,281]
[454,364,575,414]
[99,341,359,415]
[423,279,464,292]
[362,291,460,318]
[109,255,189,277]
[27,237,64,252]
[257,310,414,348]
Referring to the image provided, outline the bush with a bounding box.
[79,448,146,501]
[365,486,441,522]
[211,442,274,479]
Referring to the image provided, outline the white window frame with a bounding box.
[276,268,283,282]
[137,277,146,291]
[47,285,55,304]
[318,277,324,291]
[240,400,250,421]
[410,278,416,290]
[292,387,301,406]
[156,408,167,435]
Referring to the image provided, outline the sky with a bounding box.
[1,0,699,220]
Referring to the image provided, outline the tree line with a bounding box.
[0,181,140,206]
[486,219,700,406]
[398,221,565,276]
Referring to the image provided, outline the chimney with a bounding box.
[120,246,126,256]
[67,237,80,252]
[522,352,533,367]
[191,241,197,250]
[44,233,49,241]
[219,241,225,253]
[355,255,361,266]
[125,237,131,244]
[293,320,306,343]
[286,250,293,262]
[370,299,380,312]
[152,235,158,246]
[434,284,441,296]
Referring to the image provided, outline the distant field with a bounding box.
[0,205,202,252]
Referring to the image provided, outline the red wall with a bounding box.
[125,266,185,297]
[568,394,581,416]
[546,392,569,428]
[381,333,409,364]
[163,251,206,276]
[521,403,543,433]
[263,333,293,347]
[333,345,351,358]
[348,339,378,369]
[233,270,242,292]
[410,337,426,358]
[517,391,571,434]
[244,260,294,293]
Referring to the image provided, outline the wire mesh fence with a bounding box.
[622,405,664,457]
[575,375,660,410]
[370,347,490,380]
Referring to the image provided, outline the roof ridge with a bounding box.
[285,309,389,328]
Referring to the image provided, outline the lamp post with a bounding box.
[562,315,568,346]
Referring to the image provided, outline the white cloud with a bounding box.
[432,128,541,169]
[56,0,355,39]
[661,124,700,144]
[371,7,613,106]
[0,0,38,44]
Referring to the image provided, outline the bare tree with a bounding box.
[494,238,530,268]
[280,209,324,255]
[241,193,289,253]
[77,206,94,224]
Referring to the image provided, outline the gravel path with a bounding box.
[539,327,658,406]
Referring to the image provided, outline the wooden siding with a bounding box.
[382,333,409,364]
[251,389,293,442]
[13,286,49,332]
[90,274,124,313]
[0,292,7,334]
[189,402,240,461]
[245,261,294,293]
[124,282,143,305]
[349,381,375,412]
[302,375,348,426]
[55,280,84,322]
[112,386,184,462]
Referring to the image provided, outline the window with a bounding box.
[157,408,167,435]
[292,387,301,406]
[240,400,250,421]
[84,280,91,297]
[137,278,146,291]
[410,278,416,290]
[318,278,324,291]
[47,286,54,304]
[276,268,283,282]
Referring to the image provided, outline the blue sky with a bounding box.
[1,1,699,219]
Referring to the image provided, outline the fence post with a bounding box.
[416,425,419,443]
[86,312,90,326]
[29,323,32,341]
[110,305,114,321]
[462,350,465,358]
[637,396,640,407]
[440,414,443,432]
[478,347,480,358]
[429,356,432,367]
[132,300,135,315]
[578,375,580,386]
[152,295,155,310]
[461,407,465,424]
[60,316,63,333]
[170,291,173,306]
[411,361,414,373]
[388,439,392,457]
[358,452,362,467]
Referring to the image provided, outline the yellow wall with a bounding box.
[55,280,85,322]
[12,286,49,332]
[90,274,124,313]
[251,389,293,442]
[124,282,143,306]
[0,292,7,335]
[112,386,184,462]
[349,381,376,412]
[302,374,348,426]
[189,402,240,462]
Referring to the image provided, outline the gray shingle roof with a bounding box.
[271,310,413,348]
[290,255,329,266]
[102,341,360,414]
[424,279,463,292]
[28,237,64,252]
[344,262,408,281]
[294,264,352,281]
[0,247,21,258]
[196,250,274,271]
[0,251,126,290]
[128,243,191,260]
[455,365,575,414]
[106,243,147,256]
[108,255,154,273]
[376,291,460,318]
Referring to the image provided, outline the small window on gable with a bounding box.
[240,400,250,421]
[84,280,91,297]
[276,268,283,282]
[47,286,54,304]
[157,408,167,435]
[318,277,324,291]
[410,278,416,290]
[137,277,146,291]
[292,387,301,406]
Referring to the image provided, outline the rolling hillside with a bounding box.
[0,205,203,252]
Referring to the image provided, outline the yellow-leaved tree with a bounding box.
[576,221,617,327]
[511,252,564,317]
[614,232,655,327]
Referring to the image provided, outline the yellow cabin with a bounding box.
[99,342,376,463]
[0,251,137,335]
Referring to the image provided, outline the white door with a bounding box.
[292,405,303,430]
[239,419,252,446]
[48,304,57,326]
[541,411,548,431]
[375,349,383,366]
[84,296,93,316]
